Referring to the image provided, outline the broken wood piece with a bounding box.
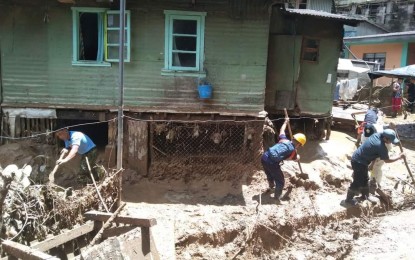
[84,210,157,227]
[376,188,393,208]
[2,240,60,260]
[30,221,97,252]
[86,157,109,213]
[395,177,415,190]
[88,202,126,247]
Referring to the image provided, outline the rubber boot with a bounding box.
[340,189,358,207]
[265,180,275,193]
[369,178,377,195]
[360,187,379,205]
[275,187,286,205]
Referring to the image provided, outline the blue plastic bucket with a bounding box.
[198,84,212,99]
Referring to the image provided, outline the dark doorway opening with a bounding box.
[56,120,108,148]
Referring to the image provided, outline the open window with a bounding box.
[162,10,206,77]
[301,38,319,63]
[72,7,131,66]
[363,53,386,70]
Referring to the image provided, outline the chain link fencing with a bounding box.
[148,120,263,179]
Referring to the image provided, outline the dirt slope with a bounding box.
[1,122,413,259]
[123,127,415,259]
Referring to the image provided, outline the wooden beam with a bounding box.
[2,240,59,260]
[102,226,137,239]
[141,227,151,259]
[31,221,97,252]
[84,211,157,227]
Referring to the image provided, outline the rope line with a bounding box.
[1,105,411,141]
[0,118,117,140]
[123,115,333,123]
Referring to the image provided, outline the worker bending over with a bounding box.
[55,128,98,183]
[341,129,405,207]
[261,118,306,205]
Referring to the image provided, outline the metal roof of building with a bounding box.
[283,8,364,26]
[344,30,415,41]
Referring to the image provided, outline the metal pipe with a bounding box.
[368,79,373,107]
[117,0,126,170]
[116,0,126,206]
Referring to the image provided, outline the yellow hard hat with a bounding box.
[293,133,306,146]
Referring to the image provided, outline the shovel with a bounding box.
[48,151,66,184]
[283,108,308,180]
[395,131,415,185]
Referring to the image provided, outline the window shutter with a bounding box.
[105,10,131,62]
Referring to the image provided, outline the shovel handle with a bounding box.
[283,108,304,175]
[395,131,415,185]
[49,152,66,184]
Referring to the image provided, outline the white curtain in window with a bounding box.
[97,14,104,62]
[172,38,181,66]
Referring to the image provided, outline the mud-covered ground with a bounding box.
[122,120,415,260]
[0,114,414,259]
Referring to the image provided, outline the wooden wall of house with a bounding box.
[0,0,270,116]
[266,9,343,115]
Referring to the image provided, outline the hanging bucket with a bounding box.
[198,84,212,99]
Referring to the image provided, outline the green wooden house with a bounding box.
[0,0,271,116]
[0,0,360,175]
[266,8,361,115]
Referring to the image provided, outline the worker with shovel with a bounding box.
[261,118,306,205]
[341,129,405,207]
[55,128,98,184]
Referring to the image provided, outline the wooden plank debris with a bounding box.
[2,240,59,260]
[89,202,126,247]
[30,221,97,252]
[84,211,157,227]
[102,226,137,239]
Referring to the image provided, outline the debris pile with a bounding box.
[0,163,120,245]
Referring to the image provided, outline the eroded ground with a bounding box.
[1,118,414,259]
[123,128,415,259]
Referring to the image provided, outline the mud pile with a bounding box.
[123,129,415,259]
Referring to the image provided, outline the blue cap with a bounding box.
[382,129,399,144]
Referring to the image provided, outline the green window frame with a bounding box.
[105,10,131,62]
[301,37,320,63]
[72,7,131,67]
[163,10,206,74]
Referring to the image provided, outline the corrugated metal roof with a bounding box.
[344,30,415,41]
[308,0,332,13]
[283,8,364,26]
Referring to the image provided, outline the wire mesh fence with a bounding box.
[149,120,263,178]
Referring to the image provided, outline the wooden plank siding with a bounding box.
[0,0,270,116]
[266,8,343,115]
